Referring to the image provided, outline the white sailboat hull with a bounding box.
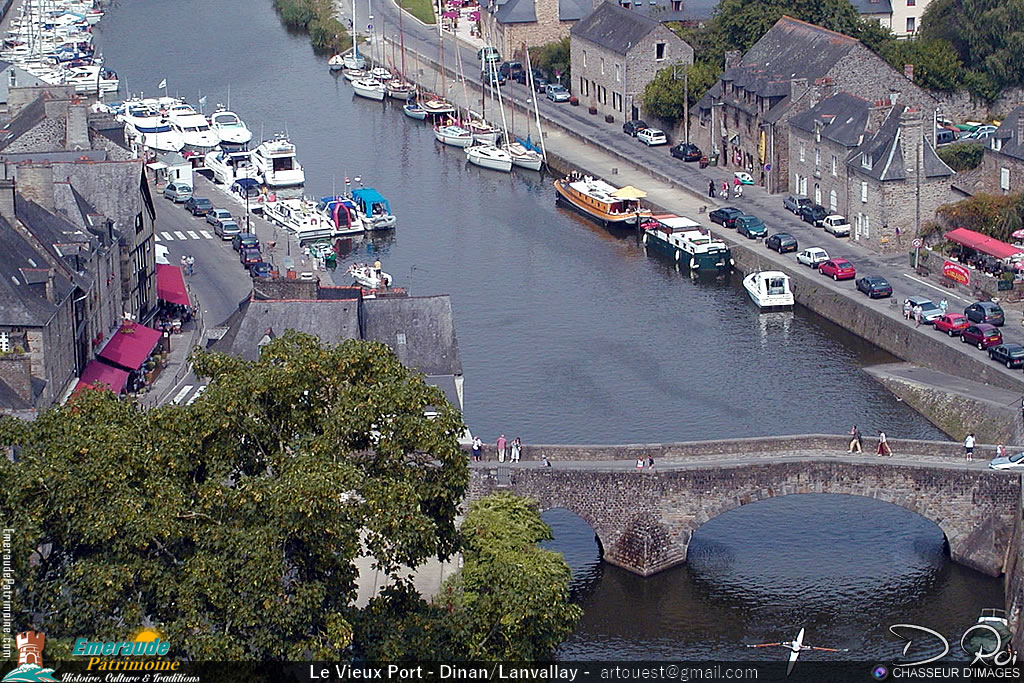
[351,78,386,101]
[466,145,513,172]
[434,128,473,148]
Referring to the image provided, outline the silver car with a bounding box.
[783,194,810,214]
[796,247,829,268]
[989,451,1024,470]
[904,296,943,324]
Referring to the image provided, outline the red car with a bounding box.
[960,323,1003,350]
[818,258,856,281]
[934,313,970,337]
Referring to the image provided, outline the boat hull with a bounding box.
[742,274,794,311]
[352,83,386,101]
[467,148,512,172]
[403,105,427,120]
[553,179,649,228]
[434,129,473,148]
[386,86,413,101]
[509,153,543,171]
[641,231,732,274]
[471,130,500,144]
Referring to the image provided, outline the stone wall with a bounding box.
[936,88,1024,124]
[789,127,849,210]
[470,460,1020,576]
[1007,486,1024,651]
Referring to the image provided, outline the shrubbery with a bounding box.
[272,0,350,54]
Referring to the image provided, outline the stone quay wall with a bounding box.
[1007,483,1024,651]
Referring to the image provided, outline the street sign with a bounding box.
[367,23,373,30]
[764,163,772,172]
[912,238,922,248]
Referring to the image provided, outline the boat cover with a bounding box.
[317,196,355,229]
[234,177,260,189]
[351,188,391,215]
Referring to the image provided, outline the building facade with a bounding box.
[480,0,590,59]
[978,105,1024,196]
[850,0,935,38]
[570,1,692,120]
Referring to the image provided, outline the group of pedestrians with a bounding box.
[470,434,522,463]
[708,178,743,199]
[847,425,892,456]
[180,254,195,276]
[902,298,947,328]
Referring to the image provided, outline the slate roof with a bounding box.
[14,194,97,289]
[848,106,954,181]
[215,296,362,361]
[361,295,462,377]
[558,0,593,22]
[0,214,73,327]
[494,0,535,23]
[52,160,144,234]
[0,150,106,163]
[570,1,661,55]
[991,105,1024,162]
[0,96,47,152]
[789,93,873,147]
[848,0,893,14]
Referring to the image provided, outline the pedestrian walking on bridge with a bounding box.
[848,425,862,453]
[964,433,976,462]
[877,430,891,456]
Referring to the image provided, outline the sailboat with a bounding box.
[386,8,414,100]
[505,43,545,171]
[422,6,456,117]
[342,0,365,70]
[465,56,511,172]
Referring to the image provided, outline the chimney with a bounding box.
[898,107,925,181]
[0,354,34,405]
[42,93,68,120]
[904,64,914,82]
[868,100,892,133]
[44,268,55,303]
[15,165,54,209]
[66,102,89,150]
[1017,112,1024,147]
[0,177,15,219]
[724,50,742,70]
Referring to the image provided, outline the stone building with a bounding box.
[845,106,954,253]
[570,1,692,121]
[480,0,591,59]
[975,105,1024,196]
[850,0,935,38]
[693,16,938,194]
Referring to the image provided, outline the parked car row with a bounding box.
[782,194,851,237]
[183,198,273,279]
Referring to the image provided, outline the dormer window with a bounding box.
[861,154,872,170]
[993,137,1003,152]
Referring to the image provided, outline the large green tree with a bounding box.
[1,333,468,660]
[880,38,964,92]
[529,37,571,85]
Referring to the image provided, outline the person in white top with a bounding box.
[964,433,976,462]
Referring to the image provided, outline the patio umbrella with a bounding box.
[612,186,648,199]
[442,10,459,18]
[1012,229,1024,239]
[469,10,480,20]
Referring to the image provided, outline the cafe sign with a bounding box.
[943,260,970,285]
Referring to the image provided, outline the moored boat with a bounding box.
[348,263,392,288]
[385,79,414,100]
[466,144,512,172]
[403,102,427,120]
[263,197,338,242]
[421,97,457,117]
[434,124,473,148]
[315,196,365,236]
[351,77,386,101]
[743,271,794,310]
[964,609,1012,658]
[328,54,345,71]
[369,67,393,81]
[553,173,652,227]
[505,141,543,171]
[343,68,367,82]
[252,136,305,188]
[350,187,397,230]
[208,108,252,148]
[204,149,261,186]
[466,118,500,144]
[640,214,734,274]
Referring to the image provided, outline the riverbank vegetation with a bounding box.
[935,193,1024,242]
[272,0,351,54]
[399,0,436,25]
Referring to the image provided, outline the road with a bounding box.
[347,1,1024,391]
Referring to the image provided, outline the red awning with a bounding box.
[97,322,163,371]
[73,360,129,395]
[945,227,1024,260]
[156,263,190,306]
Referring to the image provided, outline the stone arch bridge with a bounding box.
[467,435,1023,578]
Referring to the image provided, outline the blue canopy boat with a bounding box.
[350,188,397,230]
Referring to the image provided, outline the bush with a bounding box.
[272,0,351,54]
[938,142,984,171]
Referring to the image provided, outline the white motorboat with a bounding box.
[61,65,118,94]
[263,197,336,241]
[351,77,386,101]
[743,270,794,310]
[162,99,220,153]
[369,67,392,81]
[343,68,367,82]
[328,54,345,71]
[434,124,473,148]
[348,263,392,289]
[204,149,260,186]
[117,100,184,153]
[315,196,365,236]
[252,136,305,188]
[208,108,252,148]
[385,79,414,101]
[505,142,543,171]
[466,144,512,172]
[467,119,500,144]
[403,102,427,120]
[349,187,397,230]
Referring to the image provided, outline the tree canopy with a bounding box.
[1,333,468,660]
[529,37,571,86]
[642,61,719,124]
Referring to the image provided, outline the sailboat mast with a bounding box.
[523,43,547,162]
[399,4,406,78]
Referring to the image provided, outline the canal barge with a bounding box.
[640,214,734,274]
[553,173,652,227]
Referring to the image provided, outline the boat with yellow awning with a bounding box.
[553,172,652,227]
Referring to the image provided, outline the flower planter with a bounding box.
[604,114,614,123]
[588,106,598,115]
[569,96,579,106]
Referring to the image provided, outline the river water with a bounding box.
[94,0,1002,661]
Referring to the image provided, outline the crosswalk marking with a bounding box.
[154,234,163,242]
[173,231,187,240]
[160,231,174,241]
[156,230,216,241]
[187,230,200,239]
[200,230,213,239]
[186,385,207,405]
[171,385,193,405]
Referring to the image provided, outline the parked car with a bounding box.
[905,296,943,324]
[184,197,213,216]
[765,232,798,253]
[735,215,767,239]
[933,313,970,336]
[498,61,523,80]
[709,207,743,227]
[623,119,648,137]
[239,247,262,268]
[670,142,702,161]
[796,247,829,268]
[855,275,893,298]
[965,301,1005,326]
[163,182,192,202]
[734,171,754,185]
[214,219,240,239]
[545,84,570,102]
[988,343,1024,368]
[231,232,260,252]
[637,128,668,146]
[818,258,856,280]
[531,73,549,93]
[799,203,829,226]
[482,69,506,85]
[206,208,232,227]
[961,323,1003,350]
[989,451,1024,470]
[821,215,851,237]
[935,128,957,145]
[477,46,501,64]
[783,194,811,214]
[250,261,273,279]
[514,67,543,85]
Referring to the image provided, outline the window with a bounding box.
[613,92,621,111]
[815,148,821,169]
[906,17,916,33]
[815,126,821,143]
[814,183,821,205]
[656,43,666,61]
[0,331,8,353]
[861,154,872,170]
[582,50,587,68]
[671,0,681,9]
[864,215,870,238]
[861,181,868,203]
[829,189,837,212]
[799,144,805,162]
[993,137,1002,152]
[1001,167,1011,191]
[615,63,621,82]
[907,0,915,5]
[600,57,604,76]
[8,68,14,88]
[831,155,837,176]
[799,177,807,195]
[396,333,407,345]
